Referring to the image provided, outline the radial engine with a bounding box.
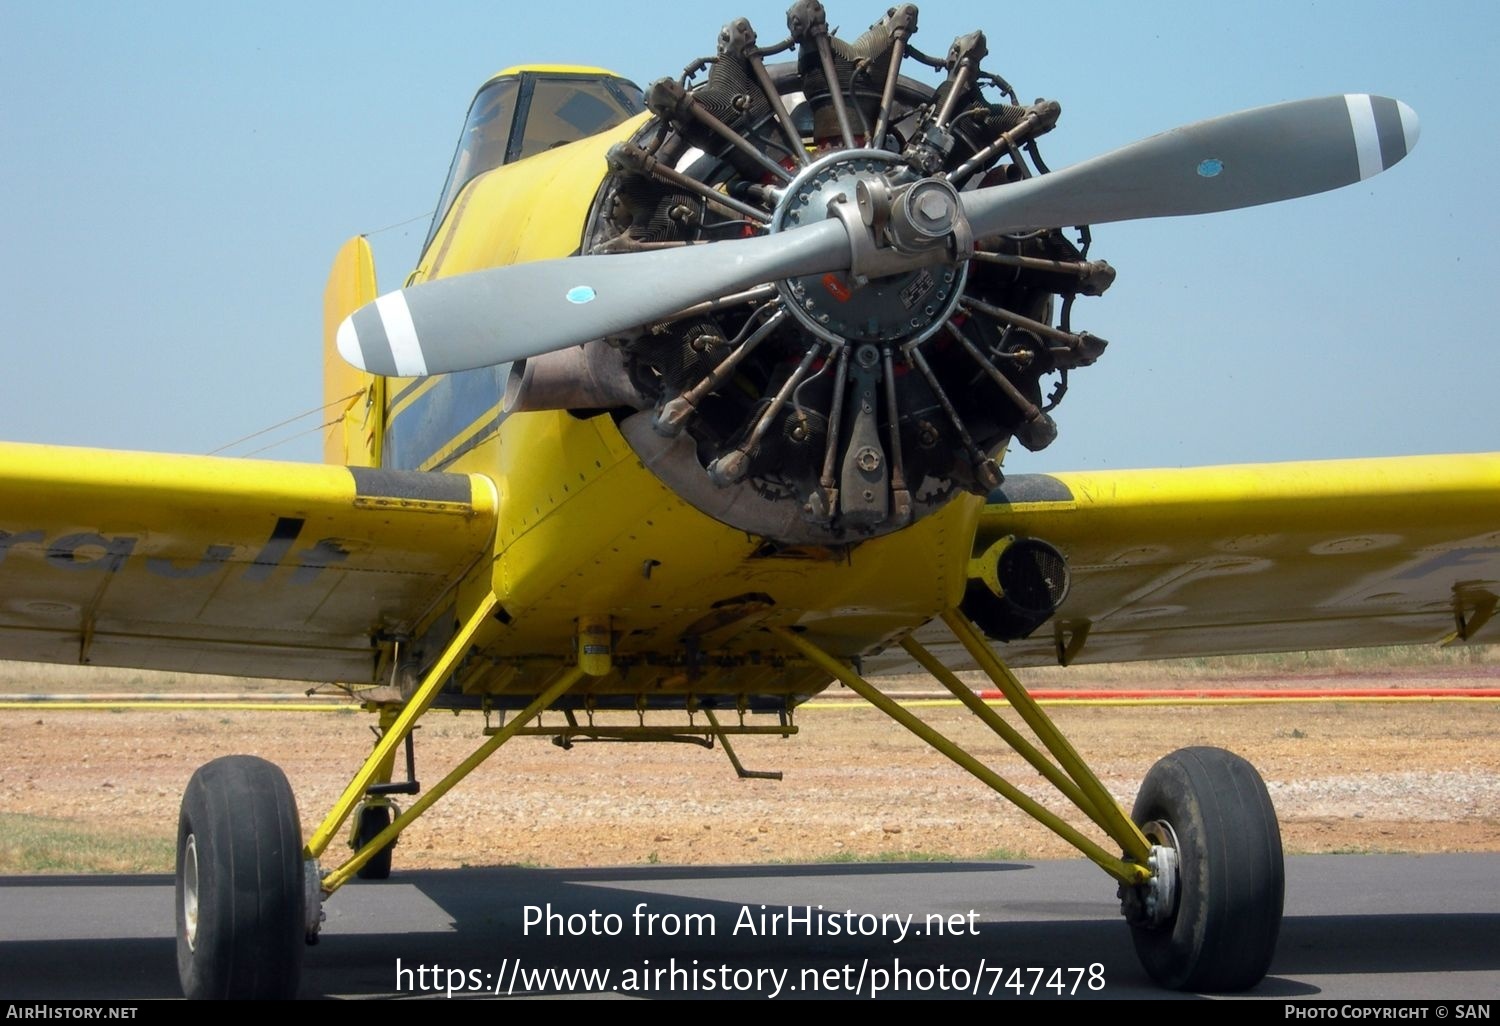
[506,3,1115,546]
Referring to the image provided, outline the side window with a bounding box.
[424,80,520,252]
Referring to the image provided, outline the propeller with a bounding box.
[337,219,849,378]
[961,93,1418,238]
[338,93,1418,378]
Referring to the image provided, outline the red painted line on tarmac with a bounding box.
[981,688,1500,701]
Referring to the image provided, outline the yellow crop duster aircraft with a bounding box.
[0,1,1490,1000]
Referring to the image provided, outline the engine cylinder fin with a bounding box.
[655,305,787,437]
[713,17,812,168]
[699,21,772,127]
[646,77,795,184]
[814,31,859,149]
[788,1,873,147]
[869,5,918,148]
[608,143,770,228]
[932,31,987,128]
[950,99,1062,186]
[580,6,1109,544]
[710,339,826,485]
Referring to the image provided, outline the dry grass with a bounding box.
[0,662,316,695]
[0,812,175,874]
[1019,643,1497,686]
[0,646,1495,874]
[0,644,1493,696]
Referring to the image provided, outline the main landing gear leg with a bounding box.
[173,596,602,999]
[767,608,1283,993]
[175,755,305,1000]
[1126,747,1284,990]
[314,663,585,893]
[347,705,406,882]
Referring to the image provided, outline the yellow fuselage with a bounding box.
[382,119,980,703]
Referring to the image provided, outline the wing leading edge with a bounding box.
[0,442,496,683]
[876,453,1500,673]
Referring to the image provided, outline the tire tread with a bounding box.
[1129,746,1284,992]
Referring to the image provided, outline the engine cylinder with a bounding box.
[577,7,1110,547]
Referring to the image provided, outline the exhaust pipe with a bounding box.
[503,343,649,414]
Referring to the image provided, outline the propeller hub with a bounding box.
[770,149,966,348]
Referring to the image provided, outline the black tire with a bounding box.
[354,804,395,881]
[1128,746,1284,992]
[176,755,305,1000]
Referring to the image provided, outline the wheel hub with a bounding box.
[772,149,965,347]
[304,857,324,941]
[181,834,199,952]
[1122,818,1181,928]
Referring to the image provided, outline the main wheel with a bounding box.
[1126,746,1284,992]
[354,803,395,881]
[176,755,306,1000]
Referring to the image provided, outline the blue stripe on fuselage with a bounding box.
[383,366,505,471]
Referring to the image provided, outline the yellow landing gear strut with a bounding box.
[768,611,1153,885]
[303,604,603,913]
[174,596,588,1000]
[770,609,1286,993]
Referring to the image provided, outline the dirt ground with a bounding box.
[1,660,1496,872]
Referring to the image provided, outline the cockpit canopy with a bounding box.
[424,66,644,253]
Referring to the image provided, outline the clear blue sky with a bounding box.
[1,0,1494,471]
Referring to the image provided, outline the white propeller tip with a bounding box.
[1397,100,1420,153]
[336,315,367,371]
[1344,94,1420,180]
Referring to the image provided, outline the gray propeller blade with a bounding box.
[963,94,1419,237]
[340,93,1418,378]
[337,218,850,377]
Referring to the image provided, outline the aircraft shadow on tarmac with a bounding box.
[1,864,1496,999]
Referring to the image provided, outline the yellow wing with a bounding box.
[0,442,495,682]
[878,453,1500,672]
